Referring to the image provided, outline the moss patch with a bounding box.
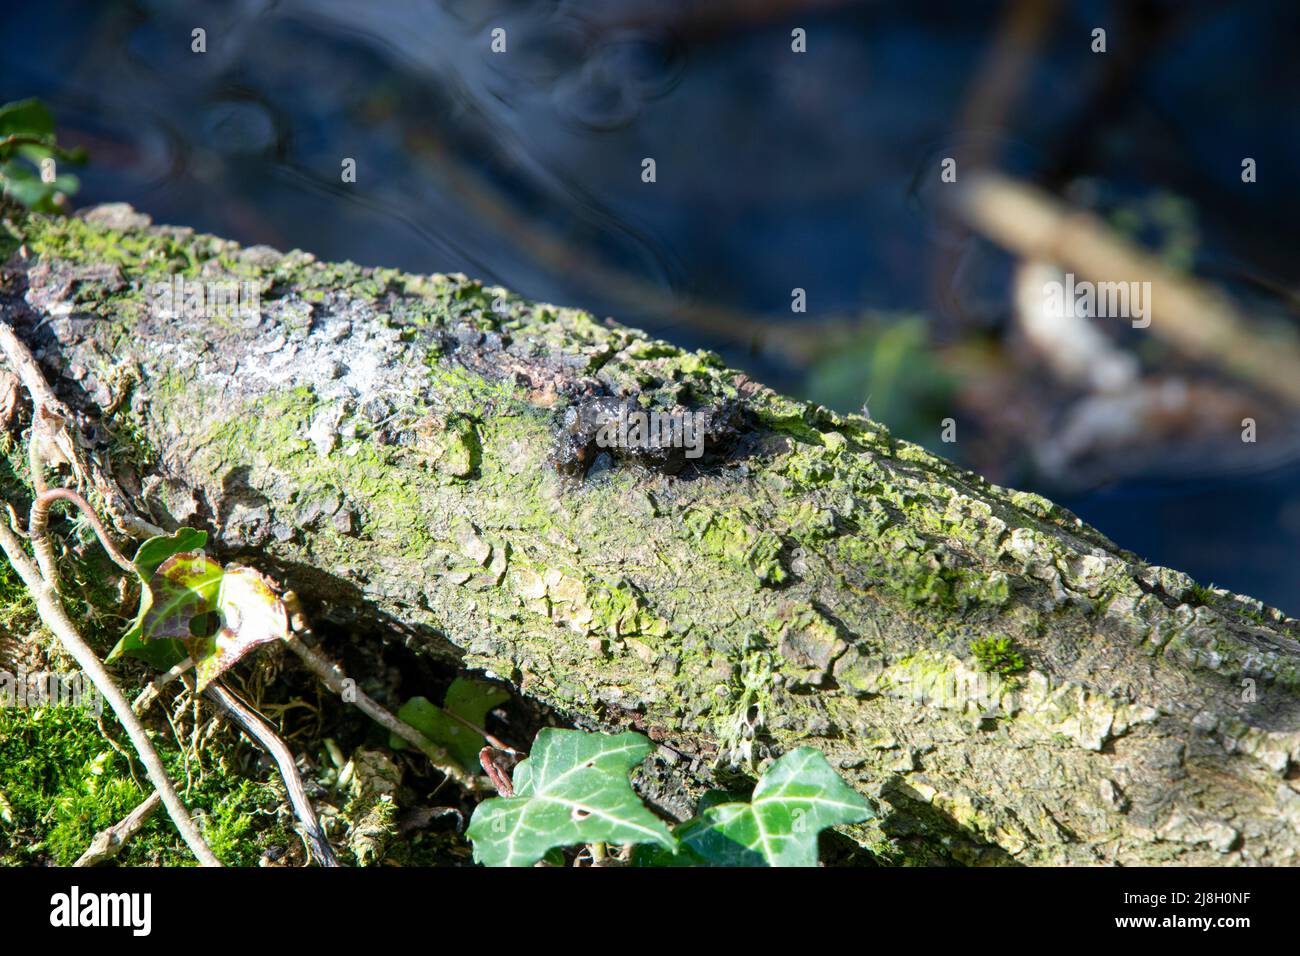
[970,636,1027,677]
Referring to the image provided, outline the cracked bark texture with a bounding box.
[3,202,1300,866]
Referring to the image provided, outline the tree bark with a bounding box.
[3,202,1299,865]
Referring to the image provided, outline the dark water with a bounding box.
[3,0,1298,611]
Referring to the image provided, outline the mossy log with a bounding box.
[3,203,1300,866]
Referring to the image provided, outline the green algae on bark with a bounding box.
[4,203,1300,865]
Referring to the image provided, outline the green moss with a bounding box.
[21,213,203,276]
[426,361,520,413]
[0,705,292,865]
[0,548,36,638]
[754,408,825,447]
[777,501,838,540]
[1008,490,1056,520]
[195,385,437,545]
[970,636,1026,677]
[443,423,480,478]
[0,475,295,866]
[0,707,139,864]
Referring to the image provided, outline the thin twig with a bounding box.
[200,678,339,866]
[75,791,162,867]
[132,656,195,714]
[479,746,516,797]
[4,501,28,538]
[0,315,162,539]
[0,321,63,415]
[284,634,483,791]
[29,486,136,574]
[0,314,220,866]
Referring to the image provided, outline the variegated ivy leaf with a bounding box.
[640,747,875,867]
[144,554,288,691]
[466,728,674,867]
[107,528,208,669]
[107,528,288,688]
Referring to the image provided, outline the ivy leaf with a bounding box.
[640,747,875,867]
[135,528,211,578]
[107,528,287,688]
[390,677,510,770]
[146,555,288,691]
[0,159,78,211]
[466,729,674,867]
[107,528,208,669]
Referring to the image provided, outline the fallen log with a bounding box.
[3,202,1299,865]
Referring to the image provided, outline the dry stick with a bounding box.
[199,678,339,867]
[950,171,1300,407]
[0,519,221,866]
[284,634,483,791]
[132,656,196,714]
[75,791,163,867]
[0,321,62,416]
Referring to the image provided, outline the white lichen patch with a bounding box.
[1214,719,1300,775]
[237,295,411,408]
[307,402,348,458]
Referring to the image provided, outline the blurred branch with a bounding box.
[932,0,1058,329]
[957,0,1059,170]
[952,171,1300,406]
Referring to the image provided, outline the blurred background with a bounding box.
[2,0,1298,611]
